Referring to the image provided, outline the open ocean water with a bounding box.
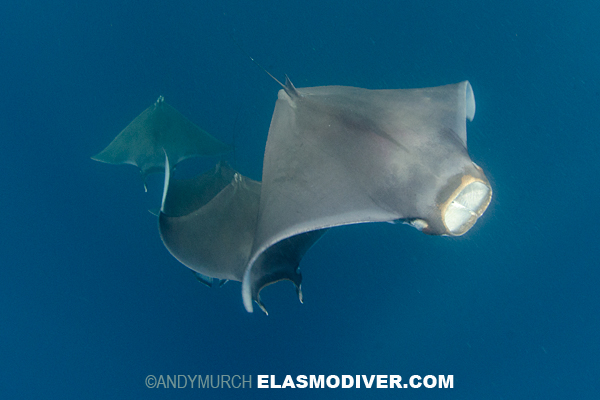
[1,1,598,399]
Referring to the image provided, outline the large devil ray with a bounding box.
[240,79,492,313]
[92,96,232,187]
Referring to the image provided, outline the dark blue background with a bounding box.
[1,1,598,399]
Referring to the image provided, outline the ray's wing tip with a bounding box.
[297,284,304,304]
[464,81,476,121]
[91,150,124,166]
[242,280,269,315]
[241,277,254,313]
[91,152,107,163]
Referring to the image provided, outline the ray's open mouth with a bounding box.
[441,177,492,236]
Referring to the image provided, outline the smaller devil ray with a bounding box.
[92,96,232,188]
[158,157,327,304]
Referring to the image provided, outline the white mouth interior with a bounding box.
[443,181,491,235]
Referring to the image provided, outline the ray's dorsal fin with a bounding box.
[283,75,300,99]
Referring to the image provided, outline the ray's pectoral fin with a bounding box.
[158,157,261,284]
[92,96,232,187]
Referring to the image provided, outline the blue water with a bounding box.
[2,1,598,399]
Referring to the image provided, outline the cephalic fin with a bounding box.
[193,272,214,288]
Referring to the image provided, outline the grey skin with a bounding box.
[158,160,262,287]
[241,79,491,313]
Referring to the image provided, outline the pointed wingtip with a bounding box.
[91,151,108,164]
[242,271,268,315]
[465,81,476,122]
[242,271,254,313]
[297,284,303,304]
